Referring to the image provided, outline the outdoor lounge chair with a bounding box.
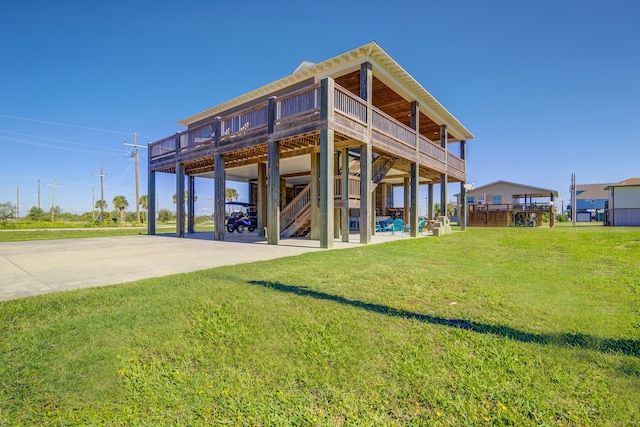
[385,218,404,235]
[405,218,427,235]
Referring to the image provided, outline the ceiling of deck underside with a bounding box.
[334,72,451,142]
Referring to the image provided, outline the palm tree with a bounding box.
[112,195,129,223]
[139,195,148,223]
[225,188,239,202]
[173,190,197,205]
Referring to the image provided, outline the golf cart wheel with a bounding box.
[226,226,234,233]
[236,224,245,233]
[248,227,255,232]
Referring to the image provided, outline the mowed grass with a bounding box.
[0,226,638,425]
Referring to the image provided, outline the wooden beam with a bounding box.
[319,77,335,249]
[267,96,280,245]
[257,162,266,237]
[319,128,335,249]
[341,148,349,242]
[267,139,280,245]
[410,163,419,236]
[310,152,319,240]
[440,125,448,215]
[147,170,156,235]
[360,142,372,244]
[213,153,225,241]
[187,175,195,234]
[176,162,185,238]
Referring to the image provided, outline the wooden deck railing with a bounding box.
[471,203,553,212]
[149,135,176,159]
[149,80,465,180]
[219,104,268,142]
[334,176,361,199]
[334,84,367,124]
[276,84,319,122]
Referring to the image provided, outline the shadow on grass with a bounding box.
[248,280,639,358]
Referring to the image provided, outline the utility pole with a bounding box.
[92,166,111,221]
[16,185,19,219]
[37,178,41,210]
[124,133,146,223]
[92,186,95,220]
[48,179,60,221]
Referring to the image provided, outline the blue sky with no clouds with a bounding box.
[1,0,638,215]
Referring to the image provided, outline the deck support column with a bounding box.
[459,140,467,231]
[410,163,419,236]
[341,148,349,242]
[213,153,225,241]
[319,129,334,249]
[257,162,267,237]
[440,125,448,217]
[187,175,195,234]
[310,153,319,240]
[359,61,373,244]
[266,96,280,245]
[409,101,419,236]
[428,184,434,220]
[319,77,335,249]
[147,170,156,235]
[550,193,555,228]
[176,162,185,237]
[334,152,340,238]
[403,177,410,226]
[359,143,372,244]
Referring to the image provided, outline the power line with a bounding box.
[0,129,124,153]
[0,113,155,139]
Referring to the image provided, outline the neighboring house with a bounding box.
[605,178,640,226]
[573,183,611,222]
[460,180,558,227]
[147,42,474,247]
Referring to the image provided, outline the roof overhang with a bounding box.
[177,42,474,141]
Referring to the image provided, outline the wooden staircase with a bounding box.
[280,183,312,239]
[278,155,394,239]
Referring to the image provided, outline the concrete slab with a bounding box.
[0,231,420,302]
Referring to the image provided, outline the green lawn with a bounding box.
[1,226,638,425]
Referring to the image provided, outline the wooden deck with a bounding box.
[149,82,465,182]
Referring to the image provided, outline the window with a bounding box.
[492,195,502,205]
[467,196,475,204]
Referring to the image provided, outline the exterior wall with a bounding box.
[608,186,640,226]
[467,182,545,206]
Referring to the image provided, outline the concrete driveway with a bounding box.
[0,232,412,301]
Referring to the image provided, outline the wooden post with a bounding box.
[341,148,349,242]
[267,97,280,245]
[187,175,195,234]
[310,152,319,240]
[213,153,225,241]
[410,101,419,236]
[410,163,419,236]
[257,163,266,237]
[319,77,335,249]
[360,143,372,244]
[550,193,555,228]
[440,125,448,217]
[460,140,467,231]
[403,176,410,225]
[320,128,335,249]
[147,170,156,235]
[427,184,434,220]
[176,162,185,238]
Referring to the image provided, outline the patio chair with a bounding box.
[385,218,404,235]
[405,218,427,235]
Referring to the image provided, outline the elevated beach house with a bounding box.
[463,181,558,227]
[605,178,640,226]
[147,42,474,248]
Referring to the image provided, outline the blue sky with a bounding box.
[1,0,638,216]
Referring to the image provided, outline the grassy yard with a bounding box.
[1,226,638,425]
